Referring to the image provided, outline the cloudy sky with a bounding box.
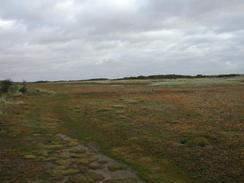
[0,0,244,81]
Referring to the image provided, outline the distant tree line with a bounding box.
[27,74,242,83]
[116,74,242,80]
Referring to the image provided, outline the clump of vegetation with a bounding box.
[19,81,27,94]
[0,79,28,95]
[0,79,13,93]
[180,136,210,147]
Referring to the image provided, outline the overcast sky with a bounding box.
[0,0,244,81]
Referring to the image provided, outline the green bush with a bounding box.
[19,86,27,94]
[8,85,19,93]
[19,81,27,94]
[0,79,13,93]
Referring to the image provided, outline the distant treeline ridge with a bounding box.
[117,74,242,80]
[30,74,243,83]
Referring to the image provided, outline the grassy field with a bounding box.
[0,77,244,183]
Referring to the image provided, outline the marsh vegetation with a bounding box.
[0,76,243,183]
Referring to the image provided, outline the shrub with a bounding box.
[18,81,27,94]
[19,86,27,93]
[8,85,19,93]
[0,79,13,93]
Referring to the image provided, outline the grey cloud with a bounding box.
[0,0,243,81]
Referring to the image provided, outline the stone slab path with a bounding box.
[23,132,145,183]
